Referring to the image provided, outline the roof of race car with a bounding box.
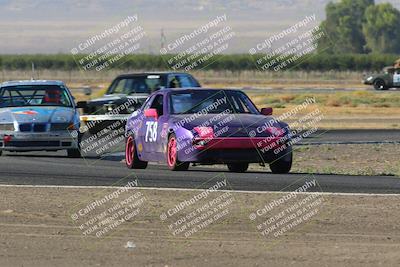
[158,87,240,93]
[0,80,65,88]
[115,72,194,78]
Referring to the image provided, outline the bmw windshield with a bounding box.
[169,90,259,115]
[0,85,73,108]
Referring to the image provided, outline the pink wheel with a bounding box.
[167,136,177,167]
[125,136,134,167]
[125,136,148,169]
[167,134,189,171]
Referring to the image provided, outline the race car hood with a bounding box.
[170,113,287,137]
[0,106,75,124]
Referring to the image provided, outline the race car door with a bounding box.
[135,94,154,160]
[141,94,166,161]
[393,69,400,87]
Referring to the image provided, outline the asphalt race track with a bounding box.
[80,129,400,157]
[1,129,399,194]
[299,129,400,144]
[0,149,399,194]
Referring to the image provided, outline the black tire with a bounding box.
[373,79,388,90]
[0,150,2,156]
[227,163,249,173]
[125,136,148,169]
[67,149,81,158]
[167,133,189,171]
[269,150,292,174]
[88,127,99,135]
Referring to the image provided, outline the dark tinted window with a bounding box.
[170,90,258,114]
[150,94,164,116]
[168,74,200,88]
[108,75,163,95]
[177,74,198,87]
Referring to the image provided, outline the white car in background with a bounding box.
[0,80,81,157]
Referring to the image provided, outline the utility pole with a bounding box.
[31,62,35,80]
[161,28,166,51]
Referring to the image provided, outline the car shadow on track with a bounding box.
[156,166,396,177]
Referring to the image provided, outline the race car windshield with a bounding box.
[0,85,73,108]
[108,76,162,95]
[170,90,259,115]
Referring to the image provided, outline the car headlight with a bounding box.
[367,76,373,81]
[68,122,78,130]
[0,124,15,131]
[127,106,138,113]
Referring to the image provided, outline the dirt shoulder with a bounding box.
[0,186,399,267]
[198,144,400,177]
[291,143,400,176]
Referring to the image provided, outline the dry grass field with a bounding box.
[1,186,400,266]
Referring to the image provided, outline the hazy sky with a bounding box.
[0,0,399,54]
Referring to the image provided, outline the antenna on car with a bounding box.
[31,62,35,80]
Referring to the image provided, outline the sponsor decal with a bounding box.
[161,123,169,138]
[145,121,158,142]
[13,110,38,115]
[393,72,400,85]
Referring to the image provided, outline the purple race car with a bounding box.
[125,88,293,173]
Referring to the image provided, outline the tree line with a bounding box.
[316,0,400,54]
[0,53,397,72]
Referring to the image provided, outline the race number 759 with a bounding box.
[145,121,158,142]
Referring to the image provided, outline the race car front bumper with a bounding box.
[0,131,79,152]
[179,136,290,164]
[363,80,373,85]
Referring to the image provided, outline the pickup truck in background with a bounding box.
[363,66,400,90]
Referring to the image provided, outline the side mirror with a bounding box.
[261,107,273,116]
[76,101,88,109]
[144,108,158,119]
[83,86,92,96]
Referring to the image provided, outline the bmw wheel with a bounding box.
[67,149,81,158]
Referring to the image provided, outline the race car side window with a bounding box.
[168,75,181,88]
[150,94,164,116]
[142,95,155,111]
[177,75,194,87]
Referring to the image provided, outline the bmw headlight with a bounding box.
[0,124,15,131]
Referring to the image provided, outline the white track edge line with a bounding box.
[0,184,399,197]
